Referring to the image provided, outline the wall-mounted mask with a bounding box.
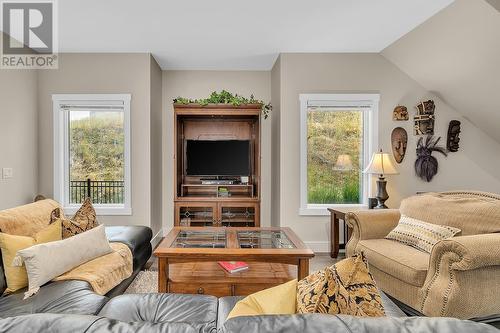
[447,120,461,152]
[414,100,435,135]
[393,105,408,121]
[391,127,408,164]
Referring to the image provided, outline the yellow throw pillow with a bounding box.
[297,253,385,317]
[227,279,297,320]
[0,220,62,293]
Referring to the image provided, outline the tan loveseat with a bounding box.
[346,191,500,320]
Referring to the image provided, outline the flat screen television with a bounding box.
[186,140,250,176]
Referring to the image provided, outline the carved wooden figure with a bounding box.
[414,100,435,135]
[447,120,461,152]
[391,127,408,164]
[393,105,409,121]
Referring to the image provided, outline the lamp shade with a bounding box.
[333,154,353,171]
[363,150,398,175]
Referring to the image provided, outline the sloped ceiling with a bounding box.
[382,0,500,142]
[486,0,500,12]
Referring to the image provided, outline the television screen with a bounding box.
[186,140,250,176]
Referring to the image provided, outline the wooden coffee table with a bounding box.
[154,227,314,297]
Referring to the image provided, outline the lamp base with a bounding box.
[375,176,389,209]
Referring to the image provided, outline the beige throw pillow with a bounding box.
[13,225,113,299]
[385,214,461,253]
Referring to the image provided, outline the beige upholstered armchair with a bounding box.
[346,191,500,320]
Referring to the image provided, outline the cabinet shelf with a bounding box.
[181,184,254,198]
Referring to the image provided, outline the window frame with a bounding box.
[299,93,379,216]
[52,94,132,216]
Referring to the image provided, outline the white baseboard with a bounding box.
[304,241,329,253]
[151,229,163,248]
[304,241,346,254]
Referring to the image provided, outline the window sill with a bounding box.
[63,206,132,216]
[299,204,367,216]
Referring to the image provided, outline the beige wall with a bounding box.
[274,53,500,251]
[382,0,500,143]
[0,69,38,209]
[162,70,272,230]
[270,57,282,227]
[150,55,163,242]
[37,53,154,230]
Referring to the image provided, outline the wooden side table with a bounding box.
[328,207,369,258]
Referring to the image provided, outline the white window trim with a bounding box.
[299,93,379,216]
[52,94,132,216]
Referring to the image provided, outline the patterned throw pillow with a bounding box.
[385,214,461,253]
[297,253,385,317]
[51,198,99,239]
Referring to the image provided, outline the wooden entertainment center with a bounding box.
[173,103,261,227]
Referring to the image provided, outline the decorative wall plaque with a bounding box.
[393,105,409,121]
[414,100,435,135]
[447,120,461,152]
[391,127,408,164]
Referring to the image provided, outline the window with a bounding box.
[53,94,131,215]
[299,94,378,215]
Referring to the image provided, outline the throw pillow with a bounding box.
[13,224,113,299]
[297,253,385,317]
[0,220,62,293]
[385,214,461,253]
[332,253,385,317]
[227,279,297,319]
[56,198,99,239]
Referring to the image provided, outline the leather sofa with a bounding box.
[346,191,500,320]
[0,292,496,333]
[0,225,152,318]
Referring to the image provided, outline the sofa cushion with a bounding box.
[400,192,500,235]
[105,226,152,270]
[357,239,429,287]
[0,280,108,318]
[0,313,218,333]
[98,293,217,331]
[105,226,152,255]
[218,296,242,328]
[220,314,499,333]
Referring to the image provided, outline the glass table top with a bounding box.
[170,229,297,249]
[172,230,226,248]
[237,230,295,249]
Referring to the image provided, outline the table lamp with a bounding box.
[363,149,398,209]
[333,154,353,171]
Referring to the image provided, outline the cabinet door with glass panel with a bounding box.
[217,202,259,227]
[175,202,217,227]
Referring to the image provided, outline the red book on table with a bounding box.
[218,261,249,274]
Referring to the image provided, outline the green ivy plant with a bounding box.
[173,90,272,119]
